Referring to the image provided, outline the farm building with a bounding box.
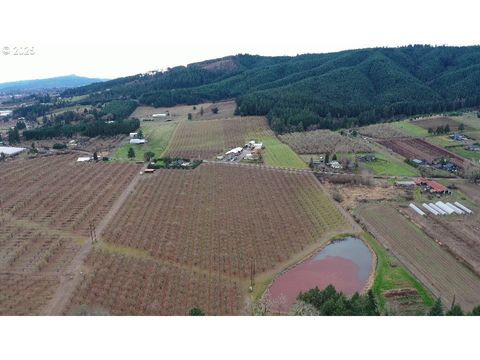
[0,146,26,156]
[328,160,343,169]
[225,147,243,155]
[310,160,324,169]
[77,156,91,162]
[357,154,376,162]
[130,139,147,145]
[152,113,167,118]
[129,132,138,138]
[412,159,425,165]
[465,145,480,151]
[450,133,466,141]
[245,140,264,150]
[244,151,261,160]
[395,180,416,189]
[415,177,451,195]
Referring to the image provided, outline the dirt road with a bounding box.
[41,167,145,315]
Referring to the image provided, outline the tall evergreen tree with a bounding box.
[446,304,464,316]
[428,298,444,316]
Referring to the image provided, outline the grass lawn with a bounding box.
[63,95,89,103]
[448,146,480,162]
[114,121,177,161]
[391,121,429,137]
[362,232,434,312]
[452,112,480,130]
[426,135,457,147]
[300,150,419,176]
[362,152,419,177]
[259,136,308,169]
[464,130,480,141]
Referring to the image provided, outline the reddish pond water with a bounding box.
[267,237,373,313]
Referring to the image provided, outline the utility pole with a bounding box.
[89,222,97,244]
[250,258,256,289]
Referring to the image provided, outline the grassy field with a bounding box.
[425,135,480,162]
[259,136,308,169]
[362,232,433,313]
[464,130,480,140]
[448,146,480,162]
[362,152,419,177]
[391,121,429,137]
[450,112,480,130]
[300,150,419,176]
[63,95,89,103]
[114,122,177,161]
[426,135,456,147]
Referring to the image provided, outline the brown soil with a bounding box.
[323,182,404,210]
[457,183,480,205]
[408,208,480,276]
[413,116,469,131]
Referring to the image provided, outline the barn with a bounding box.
[415,177,451,195]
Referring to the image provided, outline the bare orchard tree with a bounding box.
[250,293,287,315]
[289,301,320,316]
[464,164,480,184]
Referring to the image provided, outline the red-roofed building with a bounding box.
[415,177,450,194]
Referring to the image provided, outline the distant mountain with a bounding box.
[0,75,106,93]
[61,45,480,132]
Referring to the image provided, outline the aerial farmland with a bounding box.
[2,98,480,317]
[3,48,480,320]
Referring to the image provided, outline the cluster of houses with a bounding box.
[220,140,264,162]
[449,132,480,152]
[410,158,459,173]
[311,156,344,170]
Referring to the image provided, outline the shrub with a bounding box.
[332,191,344,203]
[53,143,67,149]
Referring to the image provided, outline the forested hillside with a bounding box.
[62,46,480,132]
[0,75,105,93]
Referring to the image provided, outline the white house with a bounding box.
[130,139,147,145]
[129,132,138,138]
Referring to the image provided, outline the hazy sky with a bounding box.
[0,0,479,83]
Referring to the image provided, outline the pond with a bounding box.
[267,237,373,313]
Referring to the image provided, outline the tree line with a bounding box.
[292,285,379,316]
[22,118,140,140]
